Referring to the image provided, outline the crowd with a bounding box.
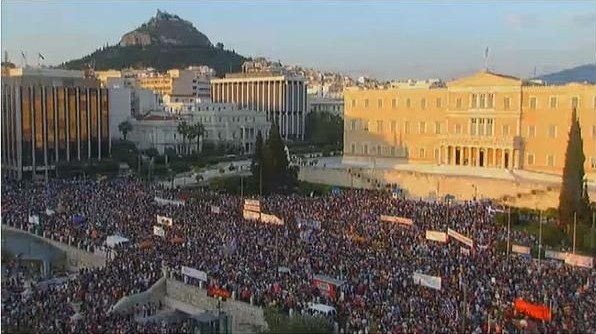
[1,177,595,334]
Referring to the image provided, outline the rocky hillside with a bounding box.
[61,10,247,76]
[119,10,212,47]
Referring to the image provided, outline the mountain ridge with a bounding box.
[533,64,596,84]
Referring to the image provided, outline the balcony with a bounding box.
[438,134,523,149]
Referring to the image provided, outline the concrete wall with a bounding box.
[111,277,166,314]
[299,167,596,210]
[165,278,267,333]
[1,225,106,271]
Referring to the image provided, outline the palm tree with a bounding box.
[193,122,205,154]
[118,120,133,141]
[177,121,191,155]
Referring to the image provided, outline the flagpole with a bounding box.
[573,212,577,255]
[507,205,511,258]
[538,209,543,267]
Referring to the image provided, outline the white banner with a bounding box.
[545,250,567,261]
[565,253,594,268]
[243,210,261,221]
[380,215,414,226]
[28,215,40,225]
[447,228,474,248]
[156,215,173,227]
[425,230,448,243]
[512,244,531,255]
[261,213,284,225]
[154,196,185,206]
[153,225,165,237]
[244,199,261,213]
[413,272,442,290]
[211,205,221,214]
[181,266,208,281]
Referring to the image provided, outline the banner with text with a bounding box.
[260,213,284,225]
[545,250,567,261]
[380,215,414,226]
[512,244,531,255]
[154,196,185,206]
[426,230,448,243]
[153,225,165,237]
[243,199,261,213]
[156,215,173,227]
[181,266,208,281]
[243,210,261,221]
[413,272,442,290]
[447,228,474,248]
[564,253,593,268]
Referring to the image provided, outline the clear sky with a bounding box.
[1,0,595,80]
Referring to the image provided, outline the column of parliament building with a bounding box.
[343,71,595,178]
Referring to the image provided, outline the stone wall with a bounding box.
[165,278,267,333]
[299,167,596,210]
[1,225,106,271]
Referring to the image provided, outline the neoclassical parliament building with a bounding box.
[343,71,595,179]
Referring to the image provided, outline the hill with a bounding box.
[61,10,248,76]
[534,64,596,84]
[118,10,211,47]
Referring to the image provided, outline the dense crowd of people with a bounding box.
[1,177,595,334]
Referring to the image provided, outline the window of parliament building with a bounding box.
[2,84,110,179]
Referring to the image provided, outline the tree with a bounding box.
[261,306,333,334]
[118,120,133,141]
[305,111,343,148]
[177,121,191,155]
[558,107,589,231]
[192,122,205,154]
[251,130,264,191]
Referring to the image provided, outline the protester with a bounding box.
[1,178,594,334]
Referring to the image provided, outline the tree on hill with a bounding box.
[61,45,246,75]
[558,107,590,231]
[118,120,133,140]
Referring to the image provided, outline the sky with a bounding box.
[1,0,595,80]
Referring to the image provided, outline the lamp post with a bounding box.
[507,206,511,257]
[538,209,543,268]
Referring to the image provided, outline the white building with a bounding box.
[128,112,184,154]
[185,103,270,154]
[108,88,133,141]
[211,72,307,140]
[308,97,344,117]
[127,102,270,155]
[108,87,164,140]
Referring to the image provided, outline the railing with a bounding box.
[437,134,522,148]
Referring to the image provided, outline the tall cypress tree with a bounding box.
[264,123,290,192]
[558,107,588,230]
[251,130,264,193]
